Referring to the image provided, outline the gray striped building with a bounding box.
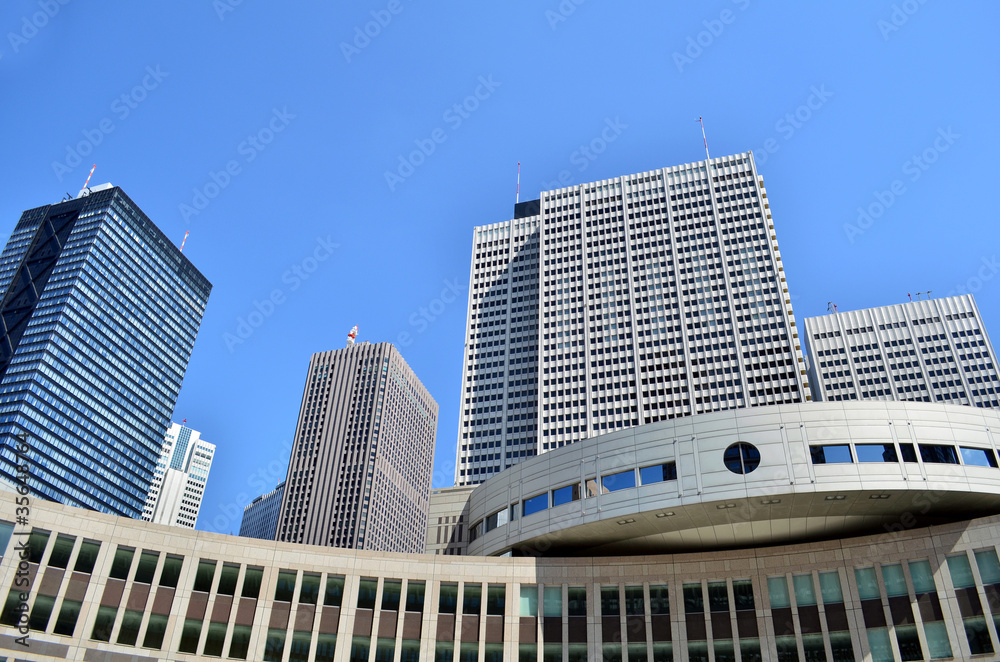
[804,295,1000,407]
[276,342,438,553]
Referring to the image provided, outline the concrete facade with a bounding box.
[4,492,1000,660]
[804,295,1000,408]
[425,486,475,556]
[276,342,438,553]
[456,152,810,487]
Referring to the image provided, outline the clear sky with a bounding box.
[1,1,997,534]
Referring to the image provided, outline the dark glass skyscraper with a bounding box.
[0,184,211,517]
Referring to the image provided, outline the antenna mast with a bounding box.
[179,230,191,252]
[516,162,521,204]
[347,325,359,347]
[78,164,97,197]
[697,117,710,160]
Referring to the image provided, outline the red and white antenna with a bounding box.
[347,324,359,346]
[697,117,710,160]
[78,164,97,197]
[516,162,521,204]
[179,230,191,252]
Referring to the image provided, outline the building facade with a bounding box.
[5,443,1000,661]
[0,184,211,517]
[456,152,809,486]
[804,295,1000,407]
[425,486,475,556]
[239,481,286,541]
[141,423,214,529]
[276,342,438,553]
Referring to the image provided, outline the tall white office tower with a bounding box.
[141,422,215,528]
[804,294,1000,406]
[456,152,810,485]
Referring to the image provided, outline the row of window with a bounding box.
[810,441,998,468]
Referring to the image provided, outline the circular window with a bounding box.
[723,442,760,475]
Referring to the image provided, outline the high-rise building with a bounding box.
[0,184,211,517]
[456,152,809,485]
[804,294,1000,406]
[239,480,285,540]
[141,422,214,529]
[276,340,438,552]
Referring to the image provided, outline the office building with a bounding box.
[6,400,1000,661]
[456,152,809,485]
[0,184,211,517]
[425,485,475,555]
[239,480,285,540]
[141,422,214,529]
[276,340,438,553]
[804,294,1000,406]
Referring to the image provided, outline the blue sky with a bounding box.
[1,1,997,534]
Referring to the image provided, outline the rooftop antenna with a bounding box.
[907,293,912,302]
[179,230,191,252]
[78,164,96,197]
[516,162,521,205]
[697,117,710,160]
[347,324,359,347]
[915,292,922,300]
[827,301,838,313]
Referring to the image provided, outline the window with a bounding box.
[73,540,101,573]
[358,578,378,609]
[160,556,184,588]
[792,574,816,606]
[552,483,581,506]
[90,605,117,641]
[899,443,918,462]
[464,583,482,615]
[406,581,425,612]
[275,570,297,602]
[568,587,586,616]
[810,444,852,464]
[961,447,998,468]
[766,576,790,608]
[440,583,459,614]
[520,586,538,616]
[47,535,75,569]
[134,551,159,584]
[194,560,217,592]
[382,580,402,610]
[919,444,959,465]
[203,621,228,657]
[733,580,754,611]
[523,493,548,517]
[301,573,322,605]
[856,443,898,463]
[240,566,262,599]
[724,442,760,474]
[264,628,287,661]
[639,462,677,484]
[27,529,49,563]
[602,469,637,492]
[228,624,252,659]
[109,546,135,580]
[143,613,168,650]
[601,586,620,616]
[487,585,505,616]
[819,571,844,604]
[52,599,82,636]
[325,575,345,606]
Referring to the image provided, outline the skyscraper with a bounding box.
[0,184,211,517]
[456,152,809,485]
[276,340,438,552]
[804,294,1000,406]
[239,480,285,540]
[141,422,214,528]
